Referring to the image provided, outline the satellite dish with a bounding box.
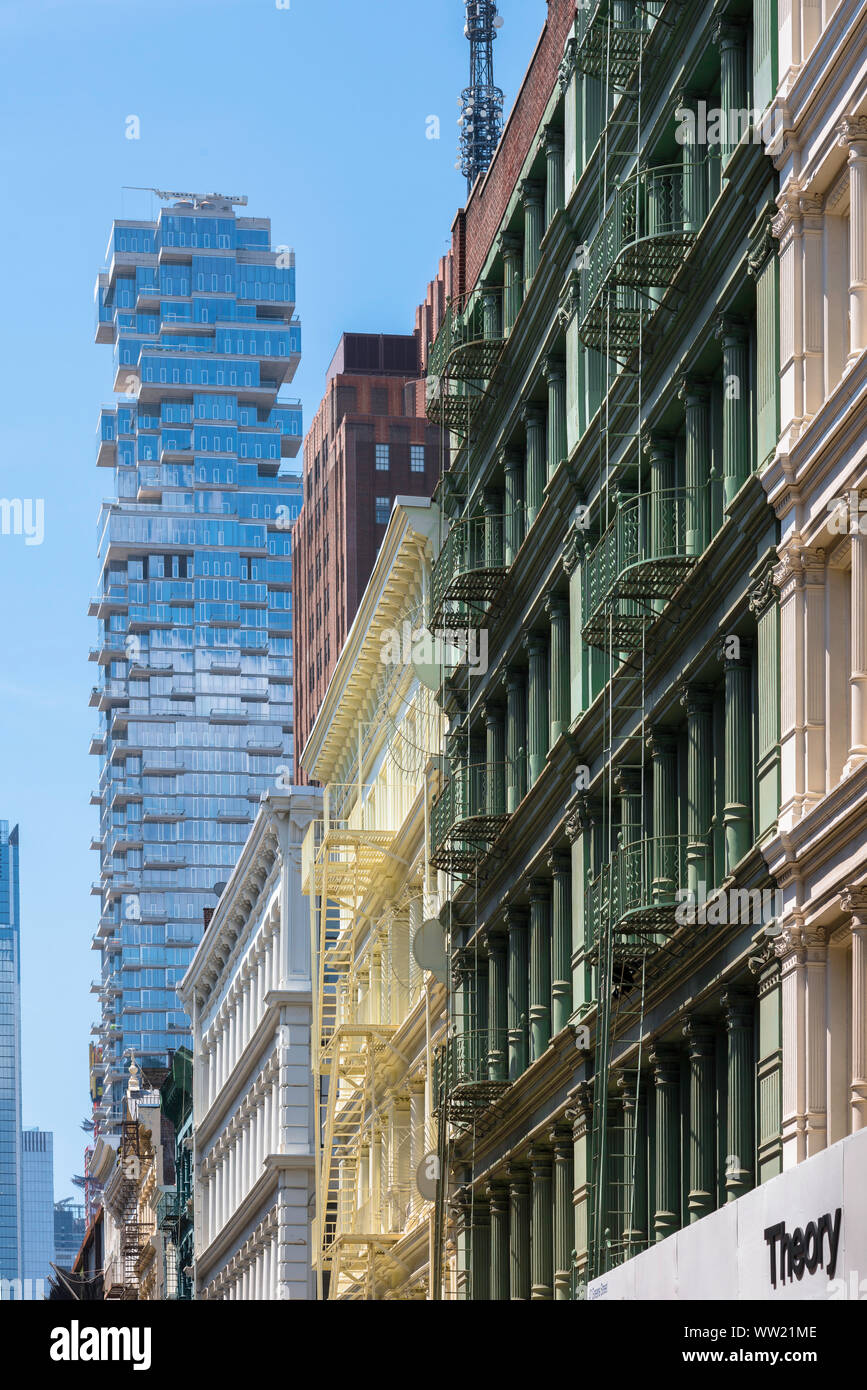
[213,881,228,897]
[494,15,504,27]
[416,1152,441,1203]
[412,918,448,984]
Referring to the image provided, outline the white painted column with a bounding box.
[846,525,867,772]
[801,195,825,416]
[777,923,807,1168]
[775,546,806,829]
[824,203,849,391]
[773,193,803,447]
[838,118,867,364]
[803,548,827,805]
[843,888,867,1131]
[805,931,829,1155]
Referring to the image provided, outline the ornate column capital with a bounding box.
[565,793,598,841]
[558,36,577,94]
[562,524,584,577]
[678,683,714,715]
[749,565,779,618]
[540,123,565,156]
[640,426,675,461]
[521,401,546,430]
[543,353,566,384]
[557,275,581,330]
[717,636,753,667]
[842,886,867,924]
[677,375,711,406]
[721,989,754,1028]
[545,593,569,622]
[772,187,803,242]
[683,1016,716,1052]
[497,230,523,259]
[566,1081,593,1138]
[498,442,523,471]
[715,312,748,346]
[547,849,571,877]
[837,115,867,152]
[519,177,545,208]
[711,16,747,48]
[522,629,548,658]
[748,209,779,281]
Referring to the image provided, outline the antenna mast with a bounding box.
[458,2,504,192]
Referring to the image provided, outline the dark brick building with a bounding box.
[293,333,444,769]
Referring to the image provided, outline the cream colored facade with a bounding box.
[301,498,447,1300]
[762,0,867,1170]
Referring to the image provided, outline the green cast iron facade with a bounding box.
[427,0,784,1299]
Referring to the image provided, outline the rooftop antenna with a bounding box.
[457,2,504,192]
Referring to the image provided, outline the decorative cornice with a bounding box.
[749,566,779,618]
[748,212,778,281]
[558,36,577,94]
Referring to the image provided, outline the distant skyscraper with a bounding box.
[21,1128,54,1296]
[90,193,303,1127]
[292,333,442,762]
[0,822,21,1290]
[53,1198,86,1271]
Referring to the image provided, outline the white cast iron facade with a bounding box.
[179,788,321,1299]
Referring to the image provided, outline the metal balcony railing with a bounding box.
[156,1190,179,1231]
[429,513,510,629]
[426,287,506,436]
[585,833,695,959]
[433,1028,511,1123]
[581,486,718,650]
[578,162,707,351]
[430,762,511,874]
[575,0,659,90]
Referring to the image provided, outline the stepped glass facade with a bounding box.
[424,0,790,1298]
[301,500,447,1300]
[90,196,302,1129]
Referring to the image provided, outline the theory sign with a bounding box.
[764,1209,842,1289]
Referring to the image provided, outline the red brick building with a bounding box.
[292,332,445,772]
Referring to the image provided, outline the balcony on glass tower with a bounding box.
[426,285,507,437]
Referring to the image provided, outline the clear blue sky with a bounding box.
[0,0,548,1202]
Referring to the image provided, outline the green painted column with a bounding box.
[545,355,567,480]
[615,766,641,846]
[509,1165,532,1300]
[484,701,505,818]
[651,1046,681,1241]
[505,666,527,812]
[723,991,755,1201]
[617,1072,647,1258]
[546,595,570,744]
[482,283,502,342]
[750,566,781,838]
[469,1196,491,1301]
[528,878,552,1062]
[523,403,547,529]
[552,1123,574,1300]
[543,126,565,228]
[648,731,678,903]
[487,929,508,1083]
[483,486,504,571]
[498,231,523,334]
[683,1018,716,1222]
[678,377,710,557]
[717,315,750,507]
[567,795,598,1010]
[680,686,714,899]
[530,1147,554,1300]
[647,434,675,569]
[563,526,583,722]
[524,631,549,785]
[679,93,707,233]
[488,1178,510,1301]
[713,18,748,168]
[721,639,753,872]
[548,851,572,1035]
[506,906,529,1081]
[569,1083,594,1285]
[520,179,545,291]
[501,445,524,565]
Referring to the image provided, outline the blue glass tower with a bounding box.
[21,1128,54,1297]
[90,193,303,1126]
[0,822,22,1289]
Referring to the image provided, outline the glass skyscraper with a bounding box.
[21,1128,54,1297]
[0,822,21,1290]
[90,193,302,1126]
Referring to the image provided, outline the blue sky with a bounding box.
[0,0,548,1203]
